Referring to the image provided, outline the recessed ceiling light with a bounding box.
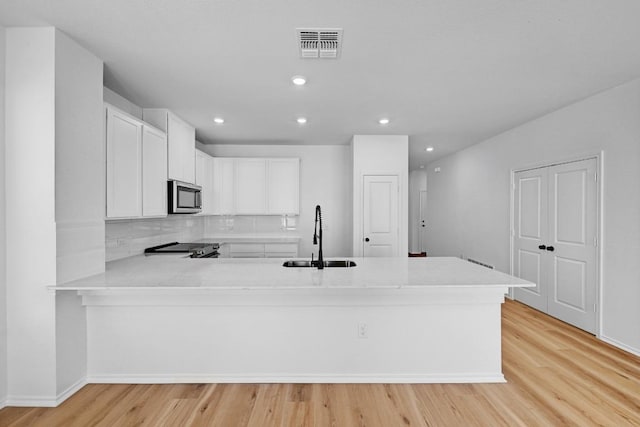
[378,118,390,125]
[297,117,307,124]
[419,165,425,169]
[425,146,434,152]
[292,76,307,86]
[213,117,224,124]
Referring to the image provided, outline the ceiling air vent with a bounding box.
[296,28,343,59]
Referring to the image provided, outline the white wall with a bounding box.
[201,144,353,257]
[5,27,58,403]
[351,135,409,257]
[104,87,142,119]
[54,30,104,397]
[55,31,105,284]
[0,24,8,408]
[426,78,640,355]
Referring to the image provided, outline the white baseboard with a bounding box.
[5,378,87,408]
[87,373,506,384]
[600,335,640,357]
[0,398,6,410]
[6,395,58,407]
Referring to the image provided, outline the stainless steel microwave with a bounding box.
[168,180,202,214]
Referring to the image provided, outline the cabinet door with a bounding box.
[106,108,142,218]
[267,159,300,214]
[212,158,235,214]
[235,159,267,214]
[195,150,216,215]
[142,126,167,217]
[167,114,195,183]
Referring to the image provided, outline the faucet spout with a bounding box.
[313,205,324,269]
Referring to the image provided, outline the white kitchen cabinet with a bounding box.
[141,126,168,217]
[212,157,235,215]
[106,104,167,219]
[210,157,300,216]
[234,159,267,214]
[106,107,142,218]
[195,149,215,215]
[143,108,196,184]
[228,242,299,258]
[267,159,299,215]
[229,243,265,258]
[264,243,299,258]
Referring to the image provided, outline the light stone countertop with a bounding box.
[52,256,534,291]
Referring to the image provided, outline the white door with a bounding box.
[547,159,598,333]
[419,190,427,253]
[513,158,598,333]
[513,167,549,312]
[363,175,399,257]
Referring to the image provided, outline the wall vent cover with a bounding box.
[296,28,343,58]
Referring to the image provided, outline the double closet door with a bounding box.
[513,158,598,333]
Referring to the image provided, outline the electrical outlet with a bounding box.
[358,322,368,339]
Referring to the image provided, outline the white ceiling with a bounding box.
[2,1,640,170]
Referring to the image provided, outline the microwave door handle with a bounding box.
[196,191,202,208]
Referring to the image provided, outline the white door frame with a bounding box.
[509,152,603,337]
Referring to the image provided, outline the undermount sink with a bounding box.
[282,260,357,268]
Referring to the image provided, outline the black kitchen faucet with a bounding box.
[313,205,324,269]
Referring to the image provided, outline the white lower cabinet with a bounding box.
[227,242,299,258]
[264,243,299,258]
[106,104,167,219]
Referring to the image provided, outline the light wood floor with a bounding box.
[1,300,639,426]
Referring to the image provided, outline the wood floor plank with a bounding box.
[2,299,639,426]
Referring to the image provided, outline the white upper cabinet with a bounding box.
[143,109,196,184]
[142,126,168,217]
[195,149,215,215]
[212,157,235,215]
[106,107,142,218]
[235,159,267,214]
[210,157,299,216]
[267,158,299,215]
[106,104,167,219]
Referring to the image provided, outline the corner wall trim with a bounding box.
[56,378,87,406]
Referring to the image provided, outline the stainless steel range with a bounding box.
[144,242,220,258]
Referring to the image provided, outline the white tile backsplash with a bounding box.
[105,216,204,261]
[106,215,299,261]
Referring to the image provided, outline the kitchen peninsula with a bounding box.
[53,256,533,384]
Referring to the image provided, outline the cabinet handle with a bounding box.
[365,237,370,242]
[546,246,555,252]
[538,245,546,250]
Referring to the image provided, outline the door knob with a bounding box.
[546,246,555,252]
[365,237,370,242]
[538,245,546,250]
